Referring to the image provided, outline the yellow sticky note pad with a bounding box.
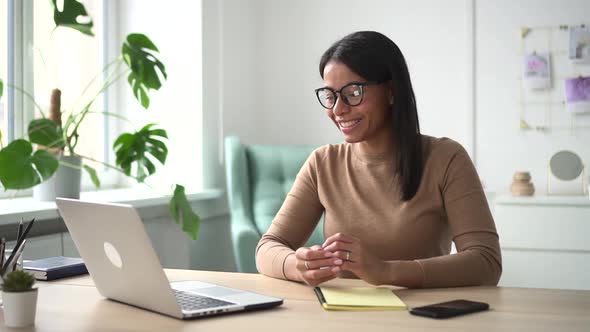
[315,286,407,311]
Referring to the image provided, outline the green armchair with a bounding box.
[224,136,325,273]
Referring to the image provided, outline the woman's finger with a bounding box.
[307,270,341,286]
[299,257,343,271]
[303,266,341,284]
[322,232,355,248]
[322,241,353,254]
[295,246,333,261]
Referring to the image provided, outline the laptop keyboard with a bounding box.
[173,289,236,311]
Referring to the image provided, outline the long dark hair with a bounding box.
[319,31,423,201]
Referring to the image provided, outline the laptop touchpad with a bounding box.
[192,287,243,298]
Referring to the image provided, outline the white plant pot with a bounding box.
[34,155,82,201]
[1,289,38,327]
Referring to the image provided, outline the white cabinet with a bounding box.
[61,233,81,258]
[11,234,62,261]
[494,195,590,290]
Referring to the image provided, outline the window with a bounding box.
[0,3,6,147]
[33,0,106,162]
[2,1,209,196]
[1,0,116,195]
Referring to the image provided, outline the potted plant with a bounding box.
[1,270,37,327]
[0,0,200,239]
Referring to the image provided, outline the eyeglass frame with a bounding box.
[314,80,386,109]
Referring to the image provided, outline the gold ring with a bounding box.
[346,251,350,261]
[304,261,310,270]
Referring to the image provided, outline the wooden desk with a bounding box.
[1,269,589,331]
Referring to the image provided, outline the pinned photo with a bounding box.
[569,26,590,63]
[564,76,590,114]
[523,52,551,90]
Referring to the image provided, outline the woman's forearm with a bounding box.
[382,260,424,288]
[284,253,303,282]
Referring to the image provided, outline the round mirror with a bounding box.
[549,150,584,181]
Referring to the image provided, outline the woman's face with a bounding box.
[321,61,393,146]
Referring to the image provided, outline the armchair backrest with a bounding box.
[225,136,324,272]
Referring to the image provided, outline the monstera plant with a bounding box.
[0,0,200,239]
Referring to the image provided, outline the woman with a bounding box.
[255,31,501,288]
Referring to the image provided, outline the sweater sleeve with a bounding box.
[416,144,502,288]
[255,148,325,279]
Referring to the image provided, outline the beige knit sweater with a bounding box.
[256,136,502,288]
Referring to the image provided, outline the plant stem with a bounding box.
[34,47,51,89]
[138,181,171,198]
[59,159,83,170]
[6,84,46,117]
[66,68,129,153]
[74,153,145,184]
[26,122,64,148]
[71,59,123,114]
[50,27,58,89]
[71,154,172,198]
[81,111,135,127]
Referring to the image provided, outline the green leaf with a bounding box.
[51,0,94,36]
[113,124,168,182]
[83,165,101,188]
[0,80,4,147]
[1,270,35,292]
[122,33,167,109]
[28,119,65,148]
[169,185,200,240]
[0,140,59,189]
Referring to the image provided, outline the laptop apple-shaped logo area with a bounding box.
[103,242,123,269]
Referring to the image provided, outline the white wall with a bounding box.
[205,0,472,150]
[207,0,590,195]
[201,0,262,186]
[475,0,590,192]
[253,0,471,149]
[114,0,590,194]
[104,0,590,278]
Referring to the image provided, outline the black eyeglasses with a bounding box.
[314,81,383,109]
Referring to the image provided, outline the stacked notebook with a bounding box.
[314,286,407,311]
[23,256,88,281]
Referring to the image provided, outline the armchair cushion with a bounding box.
[225,136,324,273]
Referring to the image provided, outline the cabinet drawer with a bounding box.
[9,234,62,260]
[494,205,590,251]
[499,249,590,290]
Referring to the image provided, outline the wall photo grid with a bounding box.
[519,24,590,132]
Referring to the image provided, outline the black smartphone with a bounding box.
[409,299,489,319]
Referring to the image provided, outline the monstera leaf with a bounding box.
[28,119,65,149]
[83,165,101,188]
[169,185,201,240]
[113,124,168,182]
[52,0,94,36]
[0,140,59,190]
[122,33,167,109]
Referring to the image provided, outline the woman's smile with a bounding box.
[338,118,362,133]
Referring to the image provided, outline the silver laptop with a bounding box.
[55,198,283,319]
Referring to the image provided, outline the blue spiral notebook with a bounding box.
[23,256,88,281]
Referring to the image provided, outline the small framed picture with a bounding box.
[523,52,551,90]
[564,76,590,114]
[569,26,590,63]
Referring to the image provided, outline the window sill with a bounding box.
[0,187,226,226]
